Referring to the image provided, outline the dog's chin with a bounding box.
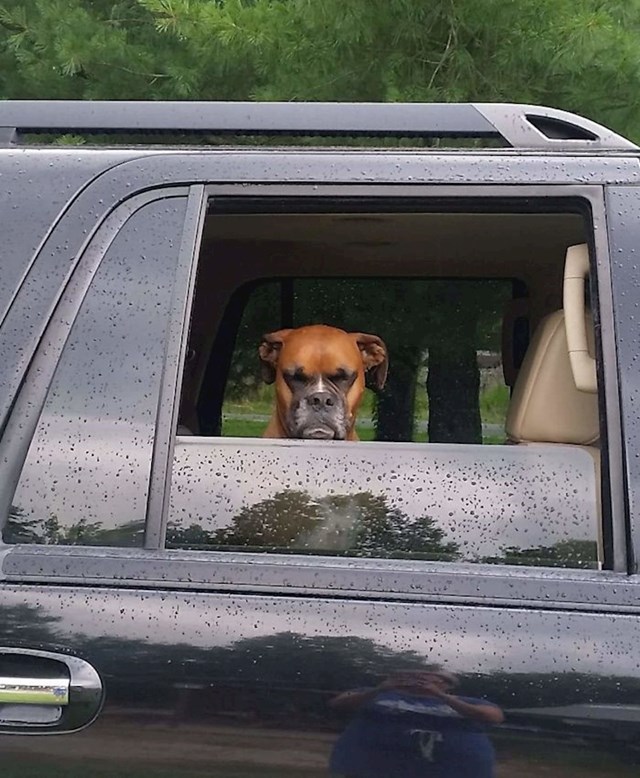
[300,426,339,440]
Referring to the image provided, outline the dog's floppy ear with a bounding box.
[351,333,388,390]
[258,329,293,384]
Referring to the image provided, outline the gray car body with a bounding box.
[1,102,640,776]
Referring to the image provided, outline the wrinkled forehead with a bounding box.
[279,330,361,374]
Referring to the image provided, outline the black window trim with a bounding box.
[2,544,640,613]
[603,186,640,575]
[144,185,207,548]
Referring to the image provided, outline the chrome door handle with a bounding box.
[0,647,103,733]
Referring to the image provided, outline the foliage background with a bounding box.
[1,0,639,142]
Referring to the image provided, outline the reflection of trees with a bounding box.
[74,629,427,722]
[3,600,639,715]
[464,670,640,711]
[3,506,143,547]
[3,600,640,746]
[5,508,99,545]
[66,626,640,737]
[5,505,43,544]
[45,515,104,544]
[0,603,63,646]
[483,540,598,569]
[167,489,460,559]
[206,632,423,691]
[217,490,321,547]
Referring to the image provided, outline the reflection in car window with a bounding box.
[7,197,188,548]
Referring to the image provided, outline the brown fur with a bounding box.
[259,324,388,440]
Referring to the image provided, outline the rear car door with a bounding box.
[1,146,640,778]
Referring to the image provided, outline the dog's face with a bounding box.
[259,325,388,440]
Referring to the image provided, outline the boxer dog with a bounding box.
[259,324,388,440]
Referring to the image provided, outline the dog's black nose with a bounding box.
[308,390,335,409]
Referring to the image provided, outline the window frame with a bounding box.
[0,181,632,606]
[604,185,640,575]
[151,183,625,573]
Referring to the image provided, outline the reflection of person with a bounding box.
[328,669,504,778]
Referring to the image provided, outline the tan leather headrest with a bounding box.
[506,310,599,445]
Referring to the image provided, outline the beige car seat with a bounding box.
[506,309,598,446]
[505,309,602,561]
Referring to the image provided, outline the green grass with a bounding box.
[480,382,511,424]
[221,418,269,437]
[0,689,66,704]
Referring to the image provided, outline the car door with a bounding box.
[2,155,640,778]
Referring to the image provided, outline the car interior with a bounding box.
[179,206,589,432]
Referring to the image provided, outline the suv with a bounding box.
[1,101,640,777]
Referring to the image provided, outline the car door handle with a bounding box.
[0,647,103,734]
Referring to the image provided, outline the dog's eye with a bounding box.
[284,369,308,386]
[329,369,355,386]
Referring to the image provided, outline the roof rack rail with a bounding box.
[0,100,635,150]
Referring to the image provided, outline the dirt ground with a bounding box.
[2,718,637,778]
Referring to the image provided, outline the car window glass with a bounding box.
[6,197,188,547]
[170,205,602,569]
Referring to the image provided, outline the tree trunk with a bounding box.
[426,332,482,444]
[374,362,418,442]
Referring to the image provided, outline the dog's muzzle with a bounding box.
[288,384,349,440]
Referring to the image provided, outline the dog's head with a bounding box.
[259,324,388,440]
